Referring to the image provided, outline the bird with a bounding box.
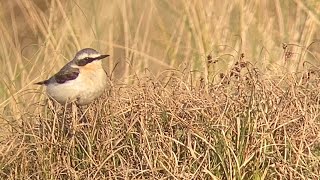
[35,48,109,105]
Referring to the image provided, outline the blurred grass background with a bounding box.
[1,0,320,105]
[1,0,320,179]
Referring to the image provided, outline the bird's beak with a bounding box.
[97,54,109,60]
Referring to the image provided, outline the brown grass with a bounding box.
[1,63,320,179]
[1,0,320,179]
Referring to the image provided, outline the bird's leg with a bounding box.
[75,97,89,123]
[69,101,79,138]
[78,104,90,124]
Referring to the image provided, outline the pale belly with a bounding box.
[46,69,107,105]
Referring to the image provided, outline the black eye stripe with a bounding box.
[76,57,95,66]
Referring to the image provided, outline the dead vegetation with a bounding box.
[1,62,320,179]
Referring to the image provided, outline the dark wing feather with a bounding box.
[53,65,80,84]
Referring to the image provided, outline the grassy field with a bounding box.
[1,0,320,179]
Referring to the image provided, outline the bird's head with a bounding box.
[72,48,109,67]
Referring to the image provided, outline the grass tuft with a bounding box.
[1,64,320,179]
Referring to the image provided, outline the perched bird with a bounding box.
[35,48,109,105]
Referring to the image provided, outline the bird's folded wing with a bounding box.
[54,66,80,84]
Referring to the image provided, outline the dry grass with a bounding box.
[1,0,320,179]
[1,63,320,179]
